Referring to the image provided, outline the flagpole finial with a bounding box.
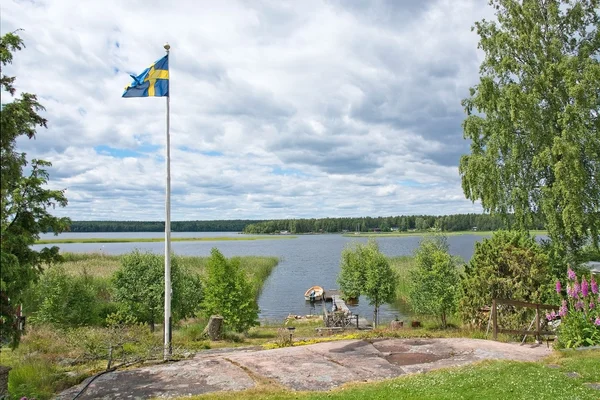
[164,43,170,52]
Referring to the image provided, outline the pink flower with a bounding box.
[567,267,576,280]
[555,280,562,294]
[574,280,581,297]
[575,300,584,311]
[559,300,568,317]
[595,317,600,326]
[567,285,577,298]
[581,276,589,297]
[589,301,595,310]
[591,276,598,295]
[546,310,557,321]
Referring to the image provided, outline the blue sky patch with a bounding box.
[201,150,223,157]
[272,166,308,177]
[398,179,424,187]
[180,147,223,157]
[95,144,159,158]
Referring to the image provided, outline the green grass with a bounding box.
[389,256,415,303]
[36,236,297,244]
[57,253,279,296]
[187,349,600,400]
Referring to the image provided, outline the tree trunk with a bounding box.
[203,315,224,340]
[373,304,379,328]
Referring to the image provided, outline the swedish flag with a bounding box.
[123,55,169,97]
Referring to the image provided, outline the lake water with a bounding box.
[36,232,494,322]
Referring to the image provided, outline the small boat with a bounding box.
[304,285,324,301]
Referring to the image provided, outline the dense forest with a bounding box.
[242,214,545,234]
[67,214,545,233]
[69,220,263,232]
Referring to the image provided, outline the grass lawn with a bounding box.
[36,235,297,244]
[188,348,600,400]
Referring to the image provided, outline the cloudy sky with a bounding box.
[2,0,493,221]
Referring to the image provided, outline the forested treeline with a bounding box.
[68,214,545,233]
[242,214,545,234]
[69,220,264,232]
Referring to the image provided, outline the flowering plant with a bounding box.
[550,268,600,348]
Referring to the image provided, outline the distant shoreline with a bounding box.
[35,236,298,244]
[342,230,548,238]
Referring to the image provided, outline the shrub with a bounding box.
[25,265,100,326]
[273,328,294,348]
[460,230,553,327]
[66,315,161,368]
[409,236,460,328]
[113,251,203,331]
[551,269,600,348]
[201,248,259,333]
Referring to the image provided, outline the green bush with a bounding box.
[409,236,460,328]
[25,265,101,326]
[460,230,553,328]
[113,251,203,332]
[66,316,161,368]
[201,248,259,332]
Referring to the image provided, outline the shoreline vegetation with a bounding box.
[57,253,280,288]
[35,236,298,244]
[35,230,549,244]
[65,213,546,234]
[343,230,548,238]
[6,251,597,399]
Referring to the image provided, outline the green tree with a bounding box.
[201,248,259,332]
[0,32,70,347]
[459,231,552,327]
[409,236,460,328]
[113,251,202,332]
[460,0,600,255]
[337,240,397,327]
[338,244,367,300]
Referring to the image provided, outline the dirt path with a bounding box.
[57,338,552,399]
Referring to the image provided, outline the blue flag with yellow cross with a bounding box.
[123,55,169,97]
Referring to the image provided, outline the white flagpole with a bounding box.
[163,42,172,360]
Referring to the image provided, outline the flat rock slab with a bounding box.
[56,356,256,399]
[57,338,552,398]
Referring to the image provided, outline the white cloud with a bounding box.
[2,0,491,221]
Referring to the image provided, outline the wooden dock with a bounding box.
[323,289,341,301]
[331,295,350,314]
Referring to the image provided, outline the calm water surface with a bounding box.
[36,232,494,322]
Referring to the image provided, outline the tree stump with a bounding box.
[203,315,224,340]
[0,365,11,398]
[390,320,404,330]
